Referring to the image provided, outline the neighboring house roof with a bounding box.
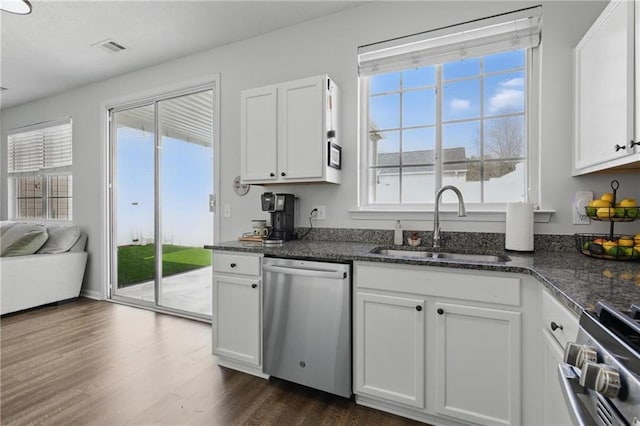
[375,148,468,174]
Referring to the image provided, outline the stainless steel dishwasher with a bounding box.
[262,257,351,398]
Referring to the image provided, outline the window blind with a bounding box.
[358,6,542,76]
[8,119,72,174]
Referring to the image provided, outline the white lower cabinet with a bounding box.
[435,302,521,425]
[212,251,266,378]
[540,289,579,425]
[355,292,425,408]
[353,261,532,426]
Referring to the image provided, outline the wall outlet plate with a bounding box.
[573,191,593,225]
[311,205,326,220]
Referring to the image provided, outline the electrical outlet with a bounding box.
[573,191,593,225]
[223,204,231,218]
[311,205,326,220]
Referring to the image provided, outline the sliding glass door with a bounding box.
[110,87,215,318]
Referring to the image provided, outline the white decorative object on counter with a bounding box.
[505,202,534,251]
[394,220,403,246]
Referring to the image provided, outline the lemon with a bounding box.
[591,199,612,208]
[600,193,615,203]
[635,233,640,244]
[619,236,635,247]
[596,207,616,218]
[619,198,637,207]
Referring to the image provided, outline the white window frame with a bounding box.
[7,118,73,222]
[354,9,551,223]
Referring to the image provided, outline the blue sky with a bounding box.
[369,49,525,158]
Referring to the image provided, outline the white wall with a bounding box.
[2,1,638,298]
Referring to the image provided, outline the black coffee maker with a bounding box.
[261,192,295,244]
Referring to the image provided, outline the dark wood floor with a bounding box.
[1,298,421,425]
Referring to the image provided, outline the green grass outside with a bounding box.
[118,244,211,287]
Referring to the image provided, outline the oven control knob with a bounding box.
[579,362,621,399]
[564,343,597,368]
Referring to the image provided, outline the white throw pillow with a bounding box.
[38,226,82,254]
[0,223,49,256]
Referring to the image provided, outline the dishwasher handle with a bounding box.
[262,264,347,280]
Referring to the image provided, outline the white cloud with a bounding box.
[489,78,524,113]
[450,98,471,112]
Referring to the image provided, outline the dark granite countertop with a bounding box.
[206,240,640,317]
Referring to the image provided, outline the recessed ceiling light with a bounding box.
[0,0,32,15]
[91,38,128,54]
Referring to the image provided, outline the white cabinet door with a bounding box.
[213,274,261,366]
[240,86,278,183]
[541,329,574,426]
[574,0,635,174]
[435,302,521,426]
[355,291,426,408]
[278,76,325,180]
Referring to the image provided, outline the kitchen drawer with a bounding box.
[213,252,261,275]
[541,289,579,349]
[354,262,520,306]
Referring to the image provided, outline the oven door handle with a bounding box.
[557,363,598,426]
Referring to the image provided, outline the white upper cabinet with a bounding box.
[574,0,640,175]
[240,75,341,184]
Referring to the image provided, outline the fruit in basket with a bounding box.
[618,198,637,207]
[614,207,626,218]
[626,207,639,219]
[590,199,612,208]
[588,242,606,255]
[619,247,634,258]
[602,239,618,252]
[600,193,615,203]
[585,206,597,216]
[619,236,635,247]
[596,207,616,218]
[635,233,640,244]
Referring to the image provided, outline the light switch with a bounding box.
[223,204,231,218]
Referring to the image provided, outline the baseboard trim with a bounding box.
[80,289,103,300]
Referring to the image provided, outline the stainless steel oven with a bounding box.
[558,302,640,425]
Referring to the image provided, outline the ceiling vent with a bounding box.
[92,39,127,54]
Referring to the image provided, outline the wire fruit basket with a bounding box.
[575,233,640,261]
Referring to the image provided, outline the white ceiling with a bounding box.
[0,1,360,110]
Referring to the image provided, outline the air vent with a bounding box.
[92,38,127,54]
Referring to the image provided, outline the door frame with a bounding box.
[104,75,220,320]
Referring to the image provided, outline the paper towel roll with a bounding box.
[505,202,534,251]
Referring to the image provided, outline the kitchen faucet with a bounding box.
[433,185,466,249]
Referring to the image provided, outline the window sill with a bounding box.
[349,208,555,223]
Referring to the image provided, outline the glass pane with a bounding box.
[402,127,435,165]
[16,176,43,219]
[159,90,214,316]
[443,78,480,121]
[114,104,156,301]
[484,71,525,116]
[483,160,526,202]
[484,50,525,73]
[403,89,435,127]
[370,93,400,130]
[443,121,480,160]
[370,72,400,94]
[370,130,399,166]
[442,169,481,203]
[484,115,525,159]
[443,57,480,80]
[403,66,435,88]
[47,175,72,220]
[402,166,435,203]
[371,167,399,203]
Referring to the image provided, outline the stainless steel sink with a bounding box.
[370,247,509,263]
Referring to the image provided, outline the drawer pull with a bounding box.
[437,308,444,315]
[230,263,237,268]
[615,144,626,152]
[415,305,422,312]
[251,283,258,289]
[550,321,563,331]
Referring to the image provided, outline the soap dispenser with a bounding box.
[394,220,403,246]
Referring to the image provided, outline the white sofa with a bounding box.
[1,223,88,315]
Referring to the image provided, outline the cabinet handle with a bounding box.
[437,308,444,315]
[630,140,640,148]
[230,263,237,268]
[615,144,626,152]
[550,321,563,331]
[251,283,258,289]
[281,172,286,177]
[416,305,422,312]
[269,172,275,177]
